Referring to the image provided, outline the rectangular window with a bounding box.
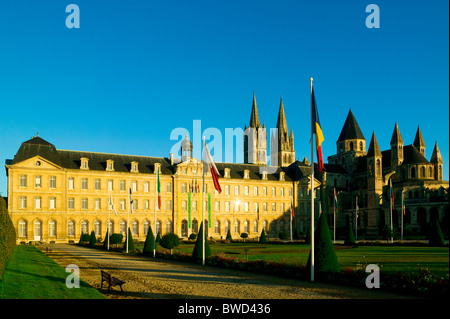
[215,201,220,211]
[235,186,239,195]
[263,202,267,212]
[225,185,230,195]
[254,187,258,196]
[81,178,88,190]
[254,202,258,212]
[263,187,267,196]
[120,180,126,191]
[144,181,149,192]
[280,188,284,197]
[20,175,27,188]
[35,197,41,209]
[132,181,137,192]
[272,203,276,212]
[244,202,249,212]
[68,198,74,209]
[225,201,230,212]
[272,187,276,196]
[181,200,187,211]
[244,186,249,196]
[49,176,56,189]
[182,183,187,193]
[19,196,27,209]
[144,199,149,210]
[95,198,101,210]
[95,179,101,190]
[81,198,88,210]
[49,197,56,209]
[166,182,171,193]
[68,177,74,190]
[166,200,172,211]
[120,199,126,211]
[35,176,41,188]
[107,179,113,191]
[132,199,138,211]
[281,203,285,212]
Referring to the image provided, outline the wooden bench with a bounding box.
[100,270,126,292]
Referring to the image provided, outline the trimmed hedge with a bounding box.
[0,197,16,280]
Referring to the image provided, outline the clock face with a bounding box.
[192,169,197,174]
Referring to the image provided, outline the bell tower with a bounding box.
[244,91,267,165]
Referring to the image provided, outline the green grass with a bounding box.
[142,242,449,277]
[0,245,105,299]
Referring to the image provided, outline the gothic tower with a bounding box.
[366,131,383,234]
[430,141,443,181]
[272,95,295,167]
[413,125,426,157]
[390,122,404,168]
[244,92,267,165]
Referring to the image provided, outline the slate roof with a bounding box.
[337,110,365,142]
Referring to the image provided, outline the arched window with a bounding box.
[234,220,240,234]
[67,220,75,237]
[19,220,27,238]
[192,219,198,234]
[132,220,138,236]
[166,220,172,234]
[214,220,220,234]
[244,220,249,233]
[49,220,57,237]
[349,141,354,150]
[421,166,426,178]
[81,220,88,235]
[181,220,188,237]
[156,220,161,235]
[359,141,363,151]
[253,220,258,233]
[224,220,230,234]
[411,167,416,178]
[107,220,114,234]
[119,220,126,235]
[34,220,42,239]
[376,159,381,176]
[94,220,102,237]
[143,220,149,235]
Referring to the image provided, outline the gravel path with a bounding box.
[39,243,413,299]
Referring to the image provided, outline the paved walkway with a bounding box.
[40,244,415,299]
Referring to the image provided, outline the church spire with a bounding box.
[276,95,288,136]
[413,125,425,157]
[390,122,403,146]
[249,91,261,128]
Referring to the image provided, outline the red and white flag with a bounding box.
[203,140,222,194]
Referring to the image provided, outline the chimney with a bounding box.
[170,153,174,165]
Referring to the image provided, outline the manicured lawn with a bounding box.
[145,242,449,277]
[0,245,105,299]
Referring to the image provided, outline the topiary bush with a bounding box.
[192,222,211,261]
[226,229,232,241]
[159,233,180,255]
[78,232,91,245]
[306,211,340,276]
[143,225,156,255]
[259,229,268,243]
[109,233,123,248]
[89,231,97,247]
[344,214,356,245]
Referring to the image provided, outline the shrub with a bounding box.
[306,211,340,276]
[240,233,248,240]
[0,197,16,280]
[159,233,180,254]
[89,231,97,246]
[189,233,197,241]
[143,225,156,255]
[78,232,91,244]
[192,222,211,260]
[102,230,110,249]
[344,215,356,245]
[279,231,288,240]
[226,229,232,241]
[109,233,123,247]
[259,229,268,243]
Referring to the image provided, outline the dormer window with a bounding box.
[224,168,230,178]
[106,159,114,171]
[262,171,267,180]
[154,163,162,174]
[244,170,249,179]
[279,172,285,181]
[131,161,139,173]
[80,157,89,170]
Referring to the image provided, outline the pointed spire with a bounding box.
[390,122,403,146]
[413,125,425,149]
[430,141,443,163]
[337,109,365,142]
[249,91,261,128]
[290,126,294,140]
[367,131,382,157]
[276,95,289,136]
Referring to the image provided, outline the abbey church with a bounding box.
[4,94,449,243]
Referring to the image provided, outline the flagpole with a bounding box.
[310,77,315,283]
[127,187,130,254]
[290,205,293,242]
[108,193,110,251]
[355,196,358,242]
[202,136,206,266]
[333,188,336,244]
[401,189,404,241]
[154,172,157,258]
[390,179,393,244]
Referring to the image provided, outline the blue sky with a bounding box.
[0,0,448,195]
